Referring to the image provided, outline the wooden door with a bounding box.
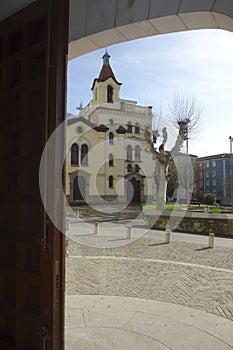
[0,0,68,349]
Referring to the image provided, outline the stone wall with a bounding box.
[145,210,233,237]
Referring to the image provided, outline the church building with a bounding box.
[66,51,155,204]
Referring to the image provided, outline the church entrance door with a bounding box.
[73,176,85,200]
[127,177,141,203]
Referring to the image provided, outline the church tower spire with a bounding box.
[91,51,122,105]
[102,50,110,66]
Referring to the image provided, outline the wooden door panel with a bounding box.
[0,1,68,349]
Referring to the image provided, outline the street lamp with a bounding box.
[178,118,190,207]
[185,119,191,207]
[229,136,233,209]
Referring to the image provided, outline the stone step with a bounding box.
[66,203,143,222]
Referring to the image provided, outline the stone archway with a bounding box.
[69,169,90,202]
[68,1,233,59]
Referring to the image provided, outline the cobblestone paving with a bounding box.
[66,236,233,321]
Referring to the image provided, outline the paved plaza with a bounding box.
[65,207,233,349]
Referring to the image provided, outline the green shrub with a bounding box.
[203,193,216,205]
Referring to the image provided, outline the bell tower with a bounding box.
[91,51,122,105]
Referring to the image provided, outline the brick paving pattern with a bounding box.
[66,236,233,321]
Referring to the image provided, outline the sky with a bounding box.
[67,29,233,158]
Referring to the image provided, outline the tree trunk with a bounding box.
[157,166,167,211]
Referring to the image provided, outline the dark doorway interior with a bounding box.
[73,175,85,200]
[127,177,141,203]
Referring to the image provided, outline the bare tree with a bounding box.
[168,92,203,140]
[145,122,187,210]
[167,93,203,204]
[145,94,202,210]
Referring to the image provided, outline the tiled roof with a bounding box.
[67,116,97,128]
[94,124,109,132]
[99,65,119,83]
[91,65,122,90]
[67,116,109,133]
[116,125,127,134]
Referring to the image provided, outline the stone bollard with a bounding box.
[209,231,215,248]
[76,210,80,219]
[94,222,99,234]
[165,226,171,244]
[66,218,70,231]
[127,226,132,239]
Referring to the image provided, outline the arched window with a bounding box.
[135,123,140,134]
[109,154,114,166]
[109,175,113,188]
[109,132,114,144]
[126,145,132,161]
[107,85,113,103]
[135,164,140,172]
[127,122,132,133]
[71,144,78,165]
[81,144,88,165]
[127,164,132,172]
[135,145,141,161]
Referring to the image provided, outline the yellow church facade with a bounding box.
[66,52,156,204]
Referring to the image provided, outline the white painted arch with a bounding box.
[68,0,233,59]
[1,1,233,58]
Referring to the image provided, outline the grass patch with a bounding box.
[142,203,232,213]
[142,203,184,211]
[164,203,182,211]
[142,204,156,211]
